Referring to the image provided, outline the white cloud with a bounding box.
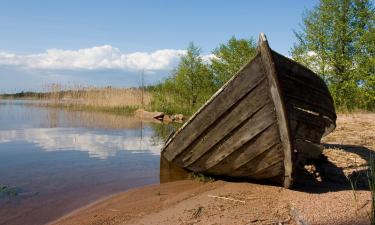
[201,53,218,64]
[0,45,187,71]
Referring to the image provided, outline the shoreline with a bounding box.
[51,113,375,225]
[50,179,370,225]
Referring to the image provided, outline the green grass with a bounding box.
[348,173,359,213]
[191,173,215,183]
[42,103,138,116]
[0,185,18,198]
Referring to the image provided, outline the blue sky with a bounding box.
[0,0,318,93]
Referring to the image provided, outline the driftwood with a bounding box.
[207,194,245,203]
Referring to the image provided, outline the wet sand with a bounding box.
[51,180,370,225]
[52,113,375,225]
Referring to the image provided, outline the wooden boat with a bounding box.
[161,33,336,188]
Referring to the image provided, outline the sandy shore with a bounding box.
[51,113,375,225]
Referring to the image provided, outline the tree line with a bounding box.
[151,0,374,114]
[150,37,257,115]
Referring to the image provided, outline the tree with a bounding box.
[151,43,215,114]
[210,37,257,88]
[174,43,215,113]
[291,0,374,110]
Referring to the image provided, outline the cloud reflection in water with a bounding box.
[0,128,163,159]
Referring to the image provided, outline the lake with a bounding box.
[0,100,175,225]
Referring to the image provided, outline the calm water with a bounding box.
[0,100,173,225]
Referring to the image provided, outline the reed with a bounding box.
[38,84,151,115]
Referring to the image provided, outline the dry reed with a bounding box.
[40,84,151,114]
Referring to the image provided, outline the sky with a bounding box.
[0,0,318,93]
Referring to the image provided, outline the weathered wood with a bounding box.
[286,97,336,122]
[294,139,323,163]
[161,33,337,188]
[279,75,333,111]
[232,143,283,177]
[288,107,331,129]
[181,78,270,166]
[258,33,294,188]
[163,55,265,161]
[203,123,280,175]
[248,161,284,179]
[272,51,332,100]
[293,120,325,143]
[278,73,333,104]
[187,102,276,172]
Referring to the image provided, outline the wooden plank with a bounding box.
[248,161,284,179]
[293,121,325,143]
[272,50,331,98]
[279,75,334,110]
[258,33,294,188]
[181,78,270,166]
[187,103,277,172]
[285,97,336,121]
[162,55,265,161]
[288,107,331,129]
[278,72,333,102]
[231,143,283,177]
[203,123,281,175]
[294,139,323,162]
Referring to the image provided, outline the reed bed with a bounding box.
[39,84,151,115]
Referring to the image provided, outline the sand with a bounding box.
[51,113,375,225]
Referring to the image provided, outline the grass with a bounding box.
[348,173,359,213]
[1,85,151,115]
[0,84,200,116]
[0,185,18,198]
[191,173,215,183]
[43,102,139,116]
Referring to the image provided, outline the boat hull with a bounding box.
[161,34,336,188]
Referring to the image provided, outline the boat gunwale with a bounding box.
[257,33,294,188]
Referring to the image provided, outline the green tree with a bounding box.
[211,36,257,88]
[291,0,374,111]
[174,43,216,113]
[151,43,215,114]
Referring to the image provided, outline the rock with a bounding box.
[135,109,164,120]
[163,115,173,123]
[172,114,184,122]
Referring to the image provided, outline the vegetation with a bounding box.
[191,172,215,183]
[150,43,215,115]
[0,86,147,115]
[291,0,374,111]
[150,37,257,115]
[0,185,18,198]
[2,0,373,115]
[211,36,257,87]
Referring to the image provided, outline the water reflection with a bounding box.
[0,99,170,225]
[0,99,159,130]
[160,156,192,183]
[0,128,163,159]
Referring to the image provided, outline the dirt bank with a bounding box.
[52,113,375,225]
